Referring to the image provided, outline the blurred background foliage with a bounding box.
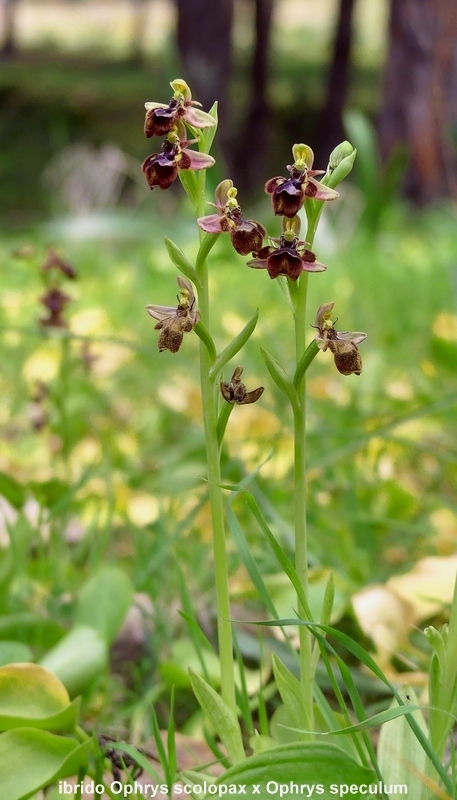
[0,0,457,734]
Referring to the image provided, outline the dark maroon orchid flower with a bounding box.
[265,144,339,218]
[247,217,326,281]
[142,128,215,191]
[144,78,216,138]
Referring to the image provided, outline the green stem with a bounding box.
[191,170,236,714]
[293,271,313,731]
[292,205,324,730]
[198,268,236,714]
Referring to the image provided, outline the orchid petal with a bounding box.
[305,177,339,201]
[246,257,268,270]
[214,179,234,210]
[302,259,327,273]
[144,102,169,111]
[197,214,225,233]
[292,143,314,169]
[183,107,216,129]
[181,150,215,171]
[170,78,192,102]
[146,304,177,321]
[336,331,367,345]
[176,276,194,297]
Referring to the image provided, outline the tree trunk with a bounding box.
[314,0,355,167]
[130,0,149,64]
[233,0,274,195]
[1,0,18,58]
[176,0,234,150]
[379,0,457,204]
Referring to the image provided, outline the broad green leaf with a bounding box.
[214,742,375,798]
[189,671,245,765]
[209,310,259,380]
[40,625,108,697]
[0,663,79,732]
[260,347,299,411]
[74,566,133,644]
[0,472,24,509]
[0,641,32,667]
[0,614,65,648]
[250,733,277,755]
[164,237,200,286]
[378,688,428,799]
[272,655,308,736]
[0,728,92,800]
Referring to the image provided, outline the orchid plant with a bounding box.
[139,79,454,798]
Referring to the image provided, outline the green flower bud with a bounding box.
[329,140,355,170]
[324,142,357,190]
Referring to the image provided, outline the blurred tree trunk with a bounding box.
[314,0,355,167]
[1,0,18,57]
[379,0,457,203]
[130,0,149,64]
[234,0,274,195]
[176,0,234,152]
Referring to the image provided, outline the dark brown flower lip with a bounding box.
[220,366,264,405]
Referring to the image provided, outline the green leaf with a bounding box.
[107,741,162,783]
[214,742,375,798]
[0,641,32,667]
[0,614,65,649]
[196,233,220,274]
[242,491,313,621]
[179,168,200,210]
[0,728,92,800]
[0,472,24,509]
[193,321,217,363]
[272,655,308,736]
[249,733,277,755]
[164,237,200,287]
[216,401,235,447]
[260,347,299,412]
[189,671,245,765]
[0,663,80,732]
[378,688,428,799]
[209,310,259,381]
[200,101,218,154]
[74,566,133,644]
[39,626,108,697]
[293,340,320,391]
